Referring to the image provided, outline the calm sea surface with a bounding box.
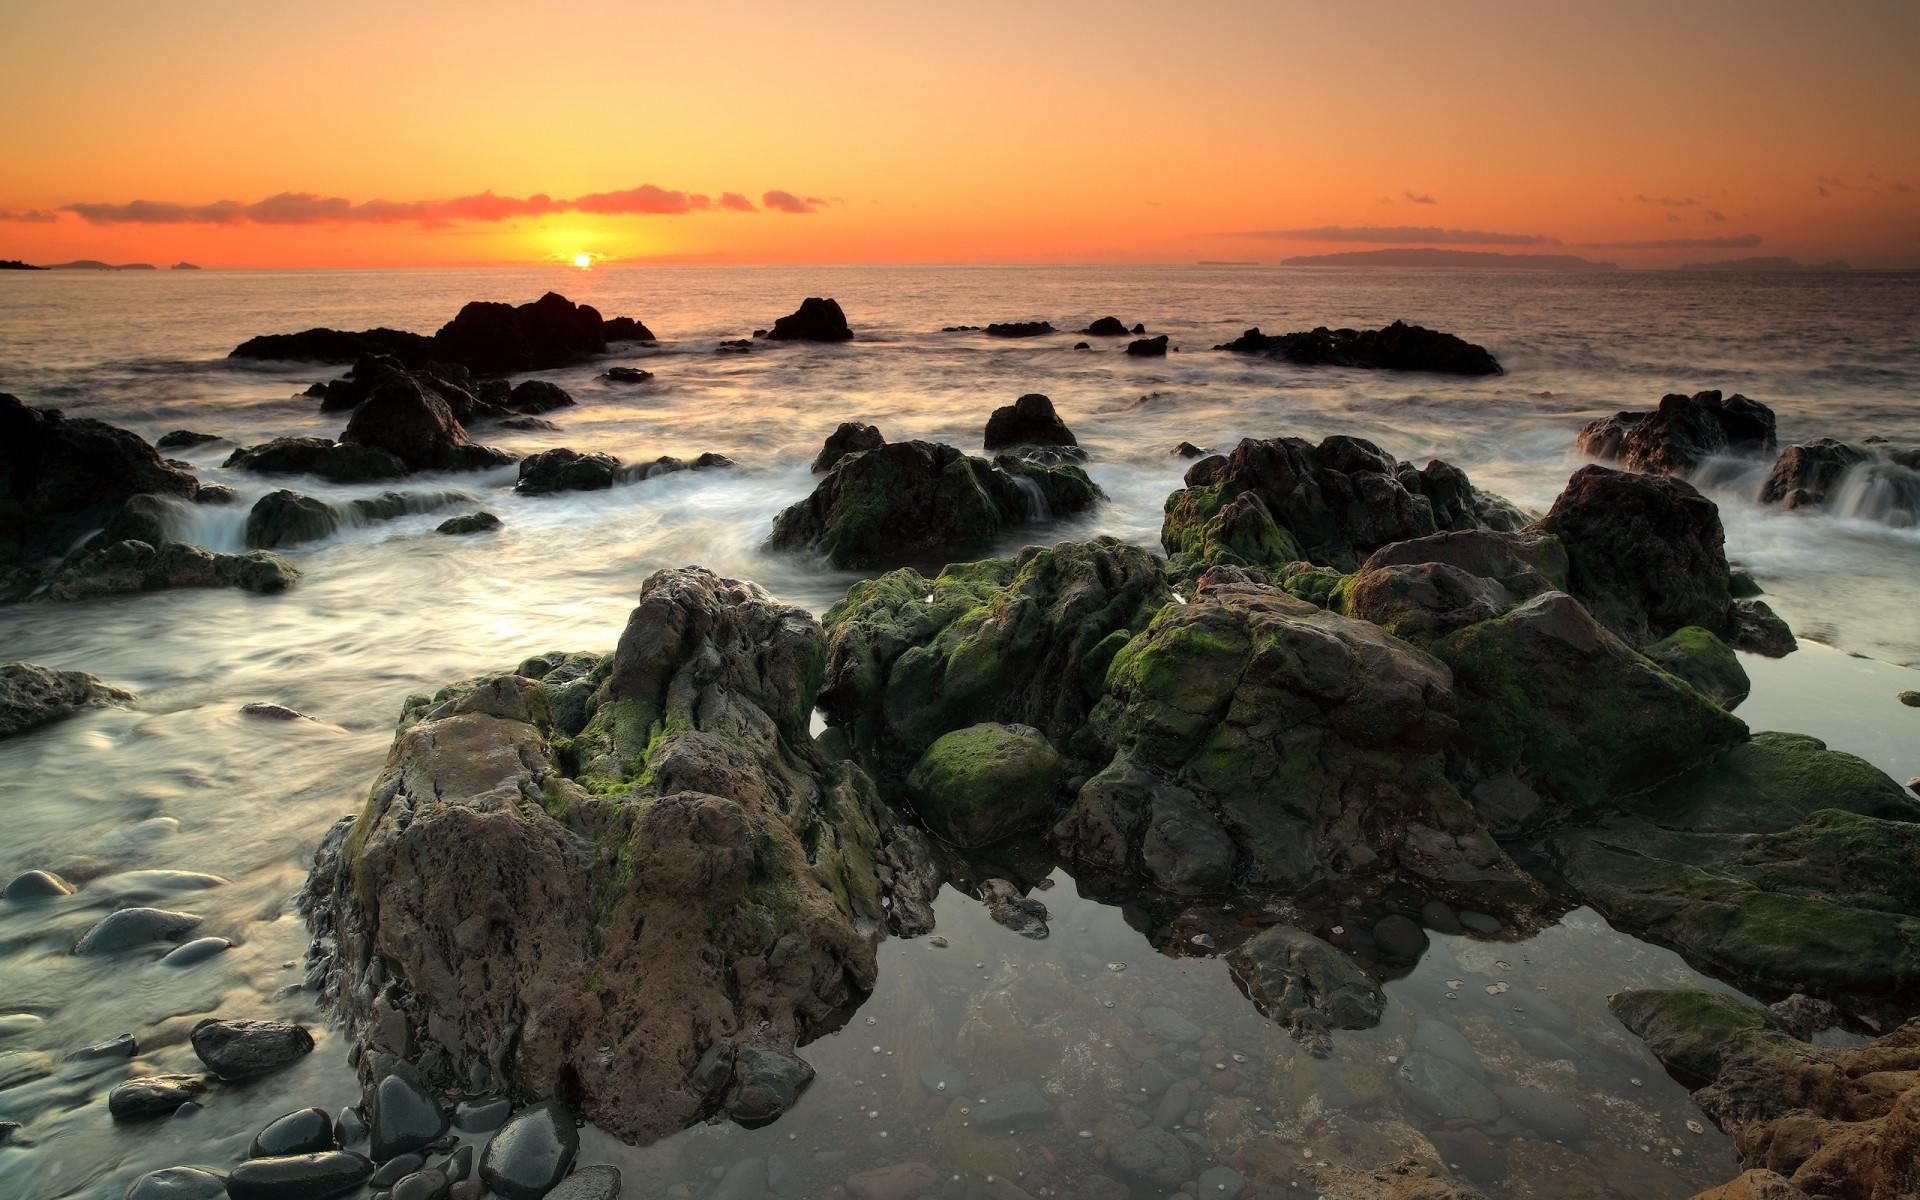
[1,265,1916,1199]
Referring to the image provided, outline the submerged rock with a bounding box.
[1228,925,1384,1046]
[1083,316,1130,336]
[1576,390,1777,475]
[437,512,501,536]
[3,868,73,899]
[39,539,299,603]
[766,297,853,342]
[124,1167,229,1200]
[983,393,1078,453]
[1215,321,1502,375]
[515,448,619,495]
[74,907,202,953]
[1125,335,1168,357]
[302,568,938,1144]
[1759,437,1876,510]
[0,662,135,739]
[765,439,1101,570]
[246,490,341,550]
[230,327,435,366]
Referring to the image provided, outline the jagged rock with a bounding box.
[723,1046,816,1126]
[340,375,514,473]
[603,316,656,343]
[1,662,135,738]
[983,394,1077,453]
[433,293,609,374]
[812,422,885,473]
[1576,390,1777,474]
[1759,438,1871,507]
[905,723,1062,847]
[225,437,409,483]
[39,539,299,602]
[1228,925,1384,1046]
[246,490,341,550]
[515,449,618,495]
[766,297,852,342]
[765,440,1101,570]
[1332,530,1567,645]
[301,568,938,1144]
[1217,320,1502,374]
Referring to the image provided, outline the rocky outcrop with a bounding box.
[1161,436,1509,575]
[1214,321,1502,375]
[506,380,574,415]
[1126,335,1169,357]
[432,292,609,374]
[224,437,410,483]
[229,327,436,367]
[1614,990,1920,1199]
[1083,317,1129,337]
[246,490,341,550]
[982,394,1078,453]
[515,449,619,495]
[40,539,299,602]
[1645,625,1752,709]
[302,568,938,1145]
[820,538,1168,775]
[1576,390,1777,475]
[1059,569,1541,901]
[812,422,885,473]
[765,440,1101,570]
[984,321,1054,337]
[0,661,135,739]
[340,376,516,474]
[1,393,202,569]
[767,297,853,343]
[1332,529,1567,645]
[602,316,656,343]
[1760,438,1871,508]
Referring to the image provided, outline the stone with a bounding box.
[125,1166,229,1200]
[546,1165,622,1200]
[1413,1019,1484,1080]
[1420,900,1465,935]
[1576,390,1778,475]
[454,1097,511,1132]
[230,327,435,366]
[515,448,619,495]
[713,1158,768,1200]
[253,1108,337,1158]
[108,1074,209,1120]
[432,293,609,374]
[1371,915,1428,961]
[604,367,652,384]
[375,1155,428,1186]
[1690,1171,1812,1200]
[1084,317,1130,336]
[246,490,341,550]
[1108,1126,1193,1188]
[1126,335,1169,357]
[766,297,853,342]
[726,1046,816,1126]
[1,662,136,740]
[4,867,74,899]
[847,1162,939,1200]
[160,936,233,967]
[370,1073,449,1162]
[1395,1052,1500,1122]
[1195,1166,1245,1199]
[64,1033,137,1062]
[225,1151,376,1200]
[506,380,575,414]
[974,1079,1056,1129]
[1228,925,1384,1041]
[0,1050,50,1089]
[1214,321,1502,375]
[1760,438,1870,507]
[984,394,1077,452]
[190,1018,314,1079]
[479,1099,578,1200]
[341,375,513,474]
[906,723,1063,847]
[224,437,409,483]
[437,512,501,535]
[439,1146,475,1183]
[74,907,202,953]
[391,1169,451,1200]
[1645,626,1751,709]
[813,421,886,472]
[602,316,656,344]
[985,320,1056,337]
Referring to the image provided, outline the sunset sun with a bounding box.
[572,252,592,269]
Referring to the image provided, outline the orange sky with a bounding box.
[2,0,1916,268]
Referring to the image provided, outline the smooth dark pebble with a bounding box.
[225,1150,374,1200]
[370,1073,448,1161]
[373,1153,427,1186]
[3,869,73,901]
[252,1107,337,1158]
[480,1099,579,1200]
[161,937,233,967]
[124,1166,228,1200]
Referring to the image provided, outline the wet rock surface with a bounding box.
[477,1099,577,1200]
[225,1150,375,1200]
[983,393,1078,453]
[190,1018,315,1079]
[1577,390,1778,475]
[0,661,135,739]
[813,421,885,473]
[108,1074,210,1120]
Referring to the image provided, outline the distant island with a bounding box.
[1678,256,1852,272]
[44,260,159,270]
[1281,248,1619,270]
[1197,260,1259,266]
[171,261,202,270]
[0,259,48,271]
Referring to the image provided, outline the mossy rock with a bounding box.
[906,723,1063,848]
[1643,626,1750,710]
[1627,731,1920,834]
[1608,988,1787,1080]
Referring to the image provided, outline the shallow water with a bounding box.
[2,266,1918,1199]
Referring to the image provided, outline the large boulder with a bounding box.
[1214,321,1502,375]
[819,538,1168,774]
[766,297,852,343]
[41,539,299,602]
[229,327,435,366]
[985,321,1054,338]
[432,292,608,374]
[1061,570,1539,900]
[765,440,1101,570]
[505,380,575,415]
[302,568,938,1145]
[1759,437,1871,507]
[1613,991,1920,1199]
[1,393,201,568]
[224,437,410,483]
[515,448,619,495]
[904,723,1063,848]
[983,394,1077,453]
[1161,435,1506,575]
[245,490,342,550]
[340,375,515,473]
[812,422,885,473]
[0,661,135,739]
[1527,465,1734,647]
[1332,529,1568,645]
[1576,390,1777,475]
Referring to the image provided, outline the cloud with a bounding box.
[1635,194,1699,207]
[0,208,59,223]
[1818,173,1912,197]
[1706,210,1727,222]
[762,190,822,214]
[1225,224,1561,246]
[59,184,828,225]
[1578,234,1763,250]
[1403,189,1436,205]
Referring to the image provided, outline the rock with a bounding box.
[225,437,410,483]
[439,1145,475,1183]
[905,722,1063,847]
[847,1162,939,1200]
[1084,317,1130,337]
[1125,335,1169,357]
[766,439,1102,570]
[1,662,136,740]
[1108,1126,1193,1188]
[449,1183,486,1200]
[74,906,202,953]
[230,327,435,366]
[302,568,938,1144]
[225,1151,376,1200]
[370,1073,450,1162]
[1528,465,1736,647]
[1420,900,1465,935]
[1195,1166,1245,1199]
[1138,1005,1202,1043]
[506,381,575,414]
[108,1074,209,1120]
[1494,1084,1591,1141]
[1731,599,1797,658]
[1154,1083,1190,1127]
[1760,438,1871,507]
[1644,626,1751,709]
[1396,1052,1500,1122]
[974,1079,1056,1129]
[984,320,1055,337]
[39,538,298,603]
[60,1033,134,1064]
[1213,321,1502,375]
[391,1168,451,1200]
[454,1097,511,1133]
[1412,1018,1484,1080]
[1618,730,1920,834]
[246,490,342,550]
[1333,529,1567,645]
[766,297,853,342]
[125,1166,229,1200]
[341,375,514,474]
[812,422,885,473]
[1689,1172,1811,1200]
[603,316,656,344]
[432,293,609,374]
[3,867,74,899]
[979,877,1051,938]
[336,1107,367,1146]
[253,1108,338,1158]
[190,1018,314,1079]
[478,1100,578,1200]
[1371,915,1427,962]
[1577,391,1777,475]
[546,1165,621,1200]
[1228,925,1385,1042]
[437,512,501,536]
[604,367,652,384]
[725,1046,816,1126]
[515,449,618,495]
[984,393,1078,452]
[376,1154,428,1185]
[156,430,222,450]
[1055,754,1237,894]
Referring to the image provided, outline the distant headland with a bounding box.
[42,259,159,270]
[1678,256,1852,272]
[1280,248,1619,270]
[0,259,50,271]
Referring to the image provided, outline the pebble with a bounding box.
[374,1154,428,1186]
[336,1106,369,1146]
[73,907,202,954]
[453,1096,511,1133]
[371,1073,449,1161]
[125,1167,229,1200]
[190,1017,314,1079]
[974,1080,1055,1130]
[447,1183,485,1200]
[548,1165,623,1200]
[1196,1165,1246,1199]
[1419,900,1465,936]
[251,1107,337,1158]
[438,1145,475,1182]
[2,869,73,901]
[1371,915,1428,961]
[766,1154,802,1197]
[161,937,234,967]
[480,1098,579,1200]
[391,1168,452,1200]
[108,1074,208,1120]
[225,1151,375,1200]
[713,1157,768,1200]
[63,1033,137,1063]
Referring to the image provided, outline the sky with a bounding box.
[1,0,1916,268]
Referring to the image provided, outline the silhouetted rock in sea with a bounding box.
[1126,335,1169,357]
[230,292,653,372]
[1576,389,1777,475]
[985,321,1055,338]
[1216,320,1502,375]
[340,375,517,473]
[983,393,1078,453]
[602,315,656,343]
[766,297,853,342]
[1083,316,1130,337]
[225,437,409,483]
[230,327,437,368]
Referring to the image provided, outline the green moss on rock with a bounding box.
[1607,989,1787,1080]
[906,723,1063,847]
[1643,626,1750,710]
